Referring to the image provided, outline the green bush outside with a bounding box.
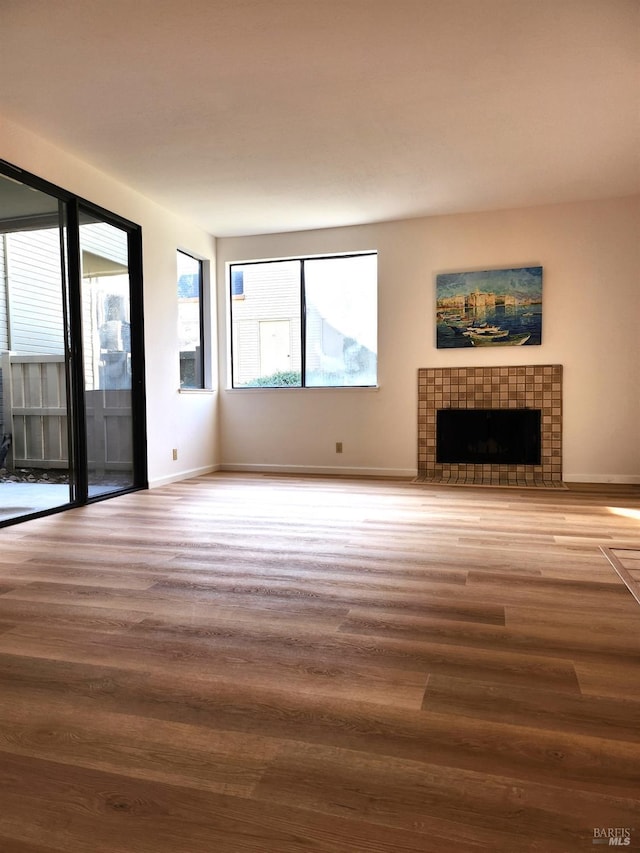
[241,370,301,387]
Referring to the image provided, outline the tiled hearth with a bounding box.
[417,364,563,487]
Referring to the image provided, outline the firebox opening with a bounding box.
[437,408,541,465]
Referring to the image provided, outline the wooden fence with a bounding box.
[1,352,132,471]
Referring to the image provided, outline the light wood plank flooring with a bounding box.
[0,473,639,852]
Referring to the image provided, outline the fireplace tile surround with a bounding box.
[417,364,563,487]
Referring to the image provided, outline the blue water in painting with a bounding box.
[436,304,542,348]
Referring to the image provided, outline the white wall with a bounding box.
[217,196,640,483]
[3,114,636,485]
[0,117,219,487]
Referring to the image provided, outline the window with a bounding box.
[229,253,377,388]
[177,250,204,389]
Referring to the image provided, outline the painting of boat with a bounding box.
[449,322,501,336]
[470,332,531,346]
[463,325,508,339]
[436,266,542,349]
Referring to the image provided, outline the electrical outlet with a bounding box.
[172,448,178,461]
[335,442,343,454]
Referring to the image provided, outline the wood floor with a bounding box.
[0,473,639,852]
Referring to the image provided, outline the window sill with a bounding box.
[225,385,380,393]
[178,387,216,394]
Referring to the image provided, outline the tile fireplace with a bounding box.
[417,365,563,486]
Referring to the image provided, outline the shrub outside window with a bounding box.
[229,253,377,388]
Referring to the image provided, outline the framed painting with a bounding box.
[436,266,542,348]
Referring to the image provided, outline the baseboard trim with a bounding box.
[150,466,640,487]
[565,474,640,485]
[149,464,221,488]
[219,463,416,479]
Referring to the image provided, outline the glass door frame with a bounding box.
[68,199,148,504]
[0,159,147,526]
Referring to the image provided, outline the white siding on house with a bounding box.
[80,222,128,267]
[233,320,260,382]
[6,228,65,355]
[0,236,8,351]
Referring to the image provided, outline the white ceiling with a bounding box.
[1,0,638,237]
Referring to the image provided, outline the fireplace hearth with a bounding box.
[417,365,562,486]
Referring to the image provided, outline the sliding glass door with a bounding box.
[79,211,135,497]
[0,174,74,523]
[0,165,146,526]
